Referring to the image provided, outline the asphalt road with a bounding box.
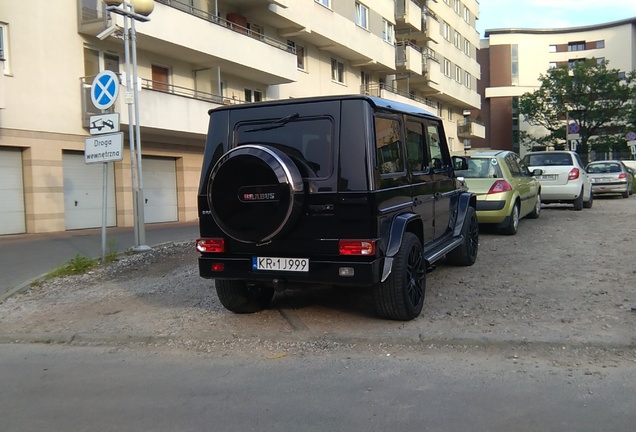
[0,221,199,300]
[2,343,635,432]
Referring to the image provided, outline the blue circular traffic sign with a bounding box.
[626,131,636,141]
[91,70,119,110]
[568,122,580,134]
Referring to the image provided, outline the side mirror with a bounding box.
[452,155,469,171]
[532,168,543,176]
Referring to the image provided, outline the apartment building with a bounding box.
[0,0,482,235]
[477,17,636,156]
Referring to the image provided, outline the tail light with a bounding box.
[618,173,627,179]
[339,240,376,256]
[487,180,512,194]
[568,168,580,180]
[196,238,225,253]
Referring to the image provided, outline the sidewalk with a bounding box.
[0,221,199,301]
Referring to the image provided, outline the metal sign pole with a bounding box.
[101,161,108,262]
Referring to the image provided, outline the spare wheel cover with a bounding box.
[208,144,304,243]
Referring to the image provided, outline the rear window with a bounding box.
[235,116,333,178]
[587,163,622,174]
[456,157,503,179]
[523,153,573,166]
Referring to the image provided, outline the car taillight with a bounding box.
[568,168,580,180]
[196,238,225,253]
[487,180,512,194]
[618,173,627,179]
[339,240,376,256]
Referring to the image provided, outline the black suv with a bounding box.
[197,95,478,320]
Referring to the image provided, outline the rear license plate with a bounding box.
[538,174,557,181]
[253,257,309,272]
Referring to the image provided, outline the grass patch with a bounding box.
[45,254,97,280]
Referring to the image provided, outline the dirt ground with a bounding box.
[1,195,635,364]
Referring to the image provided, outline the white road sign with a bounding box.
[85,132,124,164]
[89,113,120,135]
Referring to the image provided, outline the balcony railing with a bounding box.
[155,0,293,53]
[457,118,486,139]
[361,83,436,110]
[80,75,249,127]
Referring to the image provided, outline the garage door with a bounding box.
[63,153,116,230]
[142,157,178,223]
[0,148,26,235]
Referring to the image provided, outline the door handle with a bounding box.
[74,200,78,207]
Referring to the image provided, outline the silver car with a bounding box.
[522,151,593,210]
[586,160,633,198]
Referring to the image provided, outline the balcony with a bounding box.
[409,55,442,93]
[396,41,423,75]
[78,0,297,85]
[457,118,486,140]
[395,0,423,32]
[361,83,437,113]
[80,76,232,138]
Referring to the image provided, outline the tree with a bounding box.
[519,60,634,163]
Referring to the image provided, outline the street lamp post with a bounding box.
[103,0,153,252]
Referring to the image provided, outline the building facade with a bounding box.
[0,0,482,235]
[476,18,636,156]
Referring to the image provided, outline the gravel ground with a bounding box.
[1,196,635,364]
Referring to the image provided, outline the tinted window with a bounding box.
[456,157,503,178]
[406,120,426,173]
[426,123,445,170]
[235,116,333,178]
[375,116,405,175]
[524,153,573,166]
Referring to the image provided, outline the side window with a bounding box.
[507,155,522,177]
[426,122,446,170]
[375,115,405,176]
[517,155,531,175]
[406,120,426,173]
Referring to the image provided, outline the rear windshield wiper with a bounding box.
[245,113,300,132]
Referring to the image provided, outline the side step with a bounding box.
[424,236,464,267]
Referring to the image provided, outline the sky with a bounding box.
[477,0,636,35]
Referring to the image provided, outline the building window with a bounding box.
[315,0,330,7]
[568,58,585,68]
[549,62,557,69]
[454,0,460,14]
[444,59,451,77]
[443,0,450,4]
[355,2,368,30]
[382,20,394,44]
[151,64,170,92]
[437,103,443,117]
[361,70,370,93]
[455,65,461,83]
[464,71,471,89]
[464,39,471,56]
[245,88,263,102]
[597,57,605,65]
[568,41,585,51]
[511,44,519,86]
[596,40,605,49]
[0,23,8,73]
[454,31,461,49]
[463,6,470,23]
[448,107,453,121]
[288,40,306,70]
[331,58,345,83]
[549,45,557,53]
[443,22,450,41]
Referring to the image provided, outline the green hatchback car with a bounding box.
[455,150,542,235]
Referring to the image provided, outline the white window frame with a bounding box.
[454,0,461,15]
[444,59,451,77]
[244,88,263,102]
[315,0,331,8]
[464,39,471,56]
[355,2,369,30]
[331,58,345,83]
[464,71,471,89]
[288,40,306,71]
[455,65,462,83]
[382,19,394,44]
[0,23,8,74]
[463,6,470,23]
[454,31,461,49]
[443,22,450,41]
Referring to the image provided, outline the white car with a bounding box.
[522,151,593,210]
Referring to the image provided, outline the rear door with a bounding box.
[425,120,454,238]
[505,153,533,216]
[406,118,435,245]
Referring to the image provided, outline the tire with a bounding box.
[527,193,541,219]
[446,206,479,266]
[583,191,593,208]
[501,202,520,235]
[373,233,425,321]
[216,280,275,314]
[208,145,304,243]
[573,188,584,210]
[622,189,629,199]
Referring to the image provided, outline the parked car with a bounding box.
[455,151,542,235]
[621,159,636,175]
[586,160,633,198]
[522,150,593,210]
[196,95,478,321]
